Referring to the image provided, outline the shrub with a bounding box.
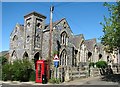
[29,70,35,81]
[96,61,108,68]
[48,78,61,84]
[48,78,56,83]
[55,78,61,84]
[2,63,13,81]
[2,59,34,81]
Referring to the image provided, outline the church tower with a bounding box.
[24,11,46,59]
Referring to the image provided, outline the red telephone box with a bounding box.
[36,60,49,83]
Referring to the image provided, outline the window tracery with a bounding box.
[61,31,68,46]
[60,50,67,66]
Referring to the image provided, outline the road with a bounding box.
[1,76,120,87]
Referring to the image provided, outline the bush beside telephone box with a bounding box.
[2,59,34,82]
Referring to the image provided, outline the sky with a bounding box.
[1,2,116,52]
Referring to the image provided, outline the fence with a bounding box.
[68,66,88,80]
[58,66,100,82]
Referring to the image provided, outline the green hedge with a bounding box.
[2,59,34,82]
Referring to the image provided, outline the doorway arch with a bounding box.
[34,52,39,69]
[23,52,29,59]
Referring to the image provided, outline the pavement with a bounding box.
[61,76,119,85]
[0,76,120,86]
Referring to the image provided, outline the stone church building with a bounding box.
[9,11,119,81]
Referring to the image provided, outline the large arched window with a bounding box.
[60,31,68,46]
[60,49,67,66]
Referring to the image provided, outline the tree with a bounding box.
[100,2,120,53]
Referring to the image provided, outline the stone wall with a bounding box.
[42,31,50,60]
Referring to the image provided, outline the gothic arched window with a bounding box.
[26,35,30,42]
[60,31,68,46]
[79,40,85,62]
[27,22,30,28]
[12,35,18,48]
[13,35,18,41]
[94,44,98,53]
[60,49,67,66]
[26,17,31,28]
[36,23,42,29]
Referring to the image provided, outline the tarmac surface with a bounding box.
[61,76,119,85]
[1,76,120,87]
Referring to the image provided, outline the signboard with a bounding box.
[53,55,59,62]
[53,55,59,67]
[54,61,59,67]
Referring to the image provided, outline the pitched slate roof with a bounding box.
[44,18,65,30]
[97,43,104,53]
[84,38,96,52]
[71,34,84,49]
